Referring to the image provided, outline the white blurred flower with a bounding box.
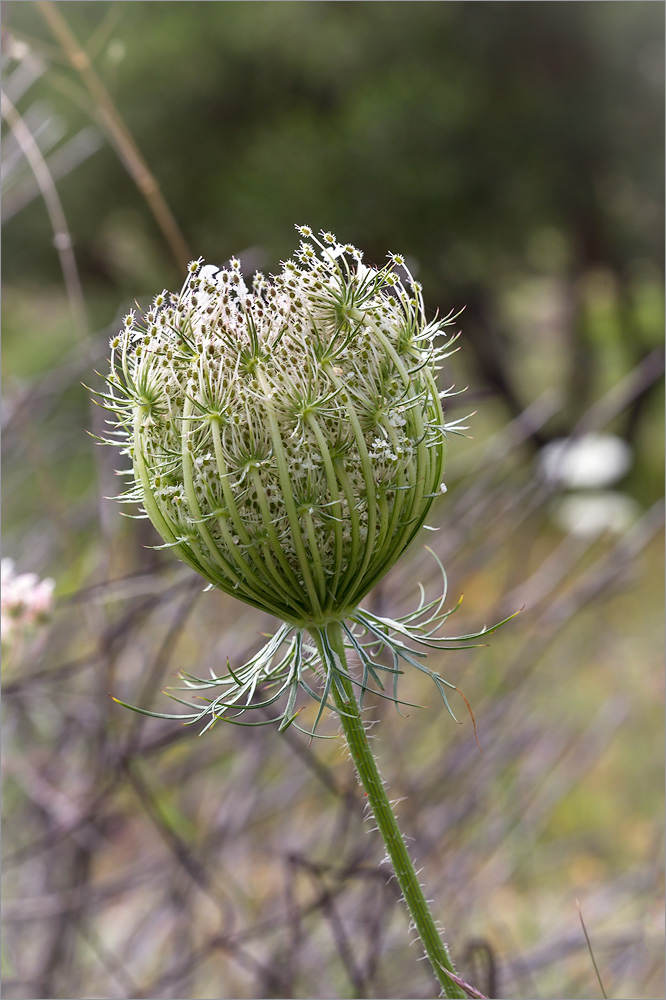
[551,491,640,537]
[539,433,632,490]
[1,558,55,645]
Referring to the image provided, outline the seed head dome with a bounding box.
[101,227,459,628]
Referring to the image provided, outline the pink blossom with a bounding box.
[1,558,55,644]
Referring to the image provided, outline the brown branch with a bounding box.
[1,90,87,340]
[35,0,191,269]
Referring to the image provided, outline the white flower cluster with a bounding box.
[100,228,458,627]
[1,558,55,645]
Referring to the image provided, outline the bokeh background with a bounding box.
[2,3,664,999]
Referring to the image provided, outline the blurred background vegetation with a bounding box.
[2,3,664,999]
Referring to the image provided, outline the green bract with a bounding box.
[97,227,505,735]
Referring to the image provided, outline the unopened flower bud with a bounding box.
[97,229,457,630]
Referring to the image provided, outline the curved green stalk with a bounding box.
[321,621,466,1000]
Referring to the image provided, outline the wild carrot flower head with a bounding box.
[100,228,459,628]
[96,228,502,734]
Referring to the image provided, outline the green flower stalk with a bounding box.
[96,227,507,998]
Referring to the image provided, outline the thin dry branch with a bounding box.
[35,0,191,269]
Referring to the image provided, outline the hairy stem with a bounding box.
[323,621,466,999]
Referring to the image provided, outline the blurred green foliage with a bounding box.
[3,2,663,283]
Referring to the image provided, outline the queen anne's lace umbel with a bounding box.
[100,228,460,629]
